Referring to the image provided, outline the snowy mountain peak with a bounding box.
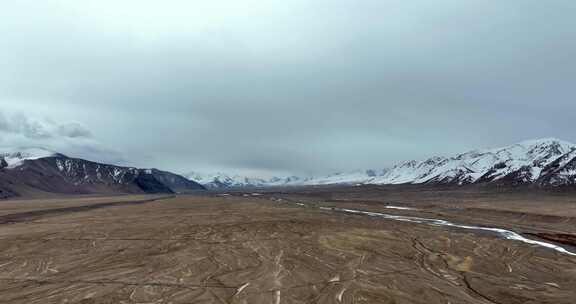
[187,138,576,189]
[0,147,61,169]
[184,172,269,188]
[516,137,573,147]
[185,169,389,188]
[372,138,576,186]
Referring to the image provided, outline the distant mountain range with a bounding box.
[0,148,205,199]
[184,170,389,189]
[2,138,574,199]
[186,138,576,189]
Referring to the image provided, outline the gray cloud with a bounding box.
[0,113,52,139]
[0,112,92,139]
[0,111,125,166]
[57,123,93,139]
[1,0,575,176]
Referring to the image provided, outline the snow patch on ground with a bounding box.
[327,206,576,256]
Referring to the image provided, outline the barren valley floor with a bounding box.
[0,187,575,303]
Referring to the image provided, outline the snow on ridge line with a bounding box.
[185,169,389,188]
[0,147,59,168]
[370,138,576,185]
[188,138,576,188]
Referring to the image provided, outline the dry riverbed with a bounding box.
[0,189,575,303]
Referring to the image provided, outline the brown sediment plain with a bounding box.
[0,188,575,303]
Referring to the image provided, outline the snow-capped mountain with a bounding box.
[0,147,205,198]
[187,138,576,189]
[185,172,270,188]
[185,169,389,188]
[295,169,389,186]
[371,138,576,186]
[0,147,61,169]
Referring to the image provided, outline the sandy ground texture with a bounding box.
[0,189,575,303]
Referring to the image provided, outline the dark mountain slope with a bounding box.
[0,149,204,198]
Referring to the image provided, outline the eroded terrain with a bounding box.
[0,188,575,303]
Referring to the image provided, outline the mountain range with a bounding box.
[186,138,576,189]
[2,138,575,198]
[184,170,389,188]
[0,148,205,199]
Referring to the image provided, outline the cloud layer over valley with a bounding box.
[2,0,575,176]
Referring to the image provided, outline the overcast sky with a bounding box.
[1,0,575,177]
